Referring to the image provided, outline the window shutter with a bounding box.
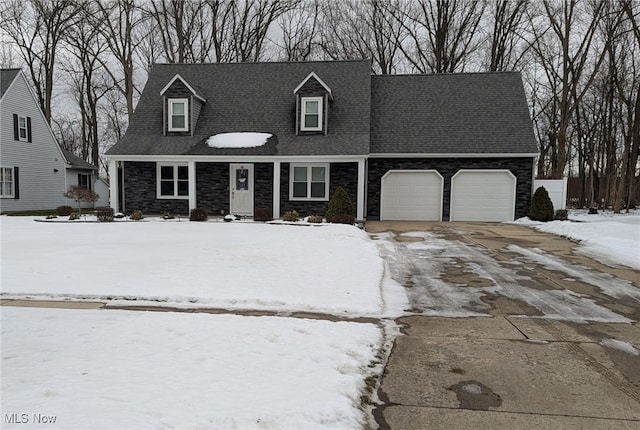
[78,173,82,187]
[13,114,19,140]
[13,167,19,199]
[27,117,32,142]
[89,174,92,191]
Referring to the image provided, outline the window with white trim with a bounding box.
[1,167,14,198]
[18,116,28,141]
[301,97,323,131]
[168,98,188,131]
[290,164,329,200]
[157,164,189,198]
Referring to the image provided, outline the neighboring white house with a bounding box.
[61,148,100,209]
[1,69,104,212]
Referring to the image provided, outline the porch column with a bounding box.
[188,160,196,211]
[108,160,118,212]
[273,161,281,219]
[357,159,365,220]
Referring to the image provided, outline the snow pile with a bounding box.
[524,214,640,270]
[206,132,272,148]
[0,217,386,316]
[1,307,381,429]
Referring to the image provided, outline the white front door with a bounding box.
[230,164,254,216]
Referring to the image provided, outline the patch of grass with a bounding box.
[3,209,58,216]
[359,375,378,407]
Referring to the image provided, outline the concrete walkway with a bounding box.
[367,221,640,430]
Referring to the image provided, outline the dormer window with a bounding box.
[168,98,188,132]
[301,97,323,131]
[294,72,333,135]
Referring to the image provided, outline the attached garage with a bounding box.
[380,170,443,221]
[450,170,516,222]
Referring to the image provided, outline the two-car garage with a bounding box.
[380,170,517,222]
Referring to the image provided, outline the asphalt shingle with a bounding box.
[370,72,538,154]
[0,69,20,99]
[107,60,371,156]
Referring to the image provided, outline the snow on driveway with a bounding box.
[1,307,381,429]
[373,229,635,323]
[0,217,391,316]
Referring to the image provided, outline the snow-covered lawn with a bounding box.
[514,211,640,270]
[0,216,402,316]
[1,306,381,429]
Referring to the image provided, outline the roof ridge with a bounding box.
[150,59,371,67]
[372,70,521,78]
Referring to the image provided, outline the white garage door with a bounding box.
[381,170,443,221]
[450,170,516,222]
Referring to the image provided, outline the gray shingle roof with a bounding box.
[370,72,538,154]
[62,149,97,170]
[0,69,20,99]
[107,60,371,156]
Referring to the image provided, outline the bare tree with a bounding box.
[486,0,528,71]
[143,0,220,63]
[276,0,319,61]
[61,1,111,168]
[228,0,298,62]
[317,0,408,74]
[528,0,609,178]
[394,0,486,73]
[0,0,80,123]
[94,0,148,122]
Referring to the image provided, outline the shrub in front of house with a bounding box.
[554,209,569,221]
[96,206,114,222]
[130,210,144,220]
[56,205,73,216]
[528,186,554,222]
[326,186,355,224]
[162,212,175,220]
[307,215,323,223]
[254,207,273,222]
[190,207,208,221]
[282,210,299,222]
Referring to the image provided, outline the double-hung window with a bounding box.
[1,167,14,198]
[18,116,28,141]
[301,97,323,131]
[168,98,188,131]
[158,164,189,198]
[291,164,328,200]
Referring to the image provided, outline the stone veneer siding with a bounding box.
[280,162,358,217]
[195,162,229,215]
[366,157,535,221]
[196,162,274,216]
[123,161,189,215]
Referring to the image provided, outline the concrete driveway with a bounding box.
[367,221,640,429]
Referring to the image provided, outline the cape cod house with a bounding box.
[1,68,100,212]
[106,60,538,222]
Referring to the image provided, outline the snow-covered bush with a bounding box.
[307,215,323,223]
